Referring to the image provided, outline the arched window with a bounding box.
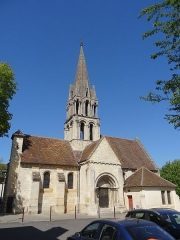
[85,100,89,116]
[68,172,73,189]
[43,171,50,188]
[89,123,93,140]
[76,99,79,114]
[94,104,97,117]
[80,122,85,140]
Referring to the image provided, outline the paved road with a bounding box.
[0,212,126,240]
[0,218,97,240]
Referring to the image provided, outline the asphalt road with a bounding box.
[0,218,97,240]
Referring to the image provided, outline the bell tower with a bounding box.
[64,43,100,150]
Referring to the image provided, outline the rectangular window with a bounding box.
[167,191,171,204]
[161,191,166,205]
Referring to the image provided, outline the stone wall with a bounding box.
[124,187,180,210]
[7,158,79,214]
[79,138,126,214]
[3,136,23,213]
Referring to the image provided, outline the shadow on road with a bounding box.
[0,225,68,240]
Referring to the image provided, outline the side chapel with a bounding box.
[3,44,180,214]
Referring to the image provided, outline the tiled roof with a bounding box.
[124,167,176,188]
[106,136,157,170]
[20,134,157,171]
[79,136,157,171]
[21,135,78,167]
[80,139,102,163]
[73,150,82,163]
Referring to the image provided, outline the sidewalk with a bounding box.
[0,211,126,224]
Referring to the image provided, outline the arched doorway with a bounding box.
[96,174,117,208]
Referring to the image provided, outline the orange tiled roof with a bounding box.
[106,136,157,170]
[124,167,176,188]
[20,134,157,171]
[21,135,78,167]
[80,136,157,170]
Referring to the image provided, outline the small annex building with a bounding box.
[3,44,180,215]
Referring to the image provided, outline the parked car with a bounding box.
[126,208,180,239]
[67,218,175,240]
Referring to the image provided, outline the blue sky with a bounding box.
[0,0,179,167]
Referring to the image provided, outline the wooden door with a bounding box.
[99,188,109,208]
[6,196,14,213]
[128,195,133,210]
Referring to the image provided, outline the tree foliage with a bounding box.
[0,163,7,171]
[0,63,17,137]
[140,0,180,129]
[0,159,7,182]
[160,159,180,197]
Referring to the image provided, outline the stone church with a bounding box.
[3,44,180,214]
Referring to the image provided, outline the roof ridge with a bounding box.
[135,138,159,170]
[104,135,135,141]
[24,134,69,142]
[158,174,176,186]
[142,167,176,187]
[124,167,176,188]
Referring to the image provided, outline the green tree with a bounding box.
[160,159,180,197]
[140,0,180,129]
[0,158,7,182]
[0,63,17,137]
[0,162,7,171]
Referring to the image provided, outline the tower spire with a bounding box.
[64,45,100,147]
[74,43,90,97]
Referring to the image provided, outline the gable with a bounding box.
[81,138,121,165]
